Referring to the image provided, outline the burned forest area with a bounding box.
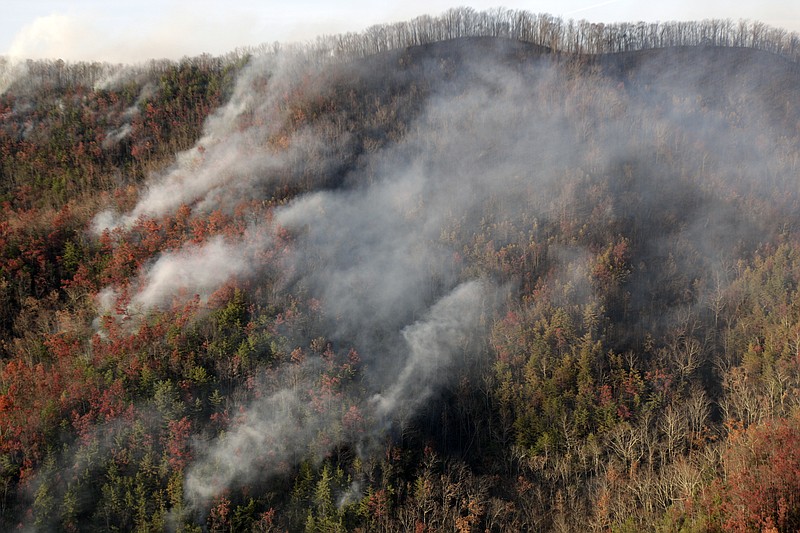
[3,8,800,532]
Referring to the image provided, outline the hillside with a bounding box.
[2,9,800,531]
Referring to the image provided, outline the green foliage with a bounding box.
[60,239,83,276]
[153,379,184,421]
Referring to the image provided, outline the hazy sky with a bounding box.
[2,1,800,63]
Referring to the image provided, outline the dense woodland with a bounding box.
[3,7,800,531]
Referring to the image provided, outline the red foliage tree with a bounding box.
[704,414,800,531]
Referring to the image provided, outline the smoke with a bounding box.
[184,279,489,505]
[92,237,244,316]
[92,50,347,234]
[89,49,355,323]
[131,236,256,310]
[100,122,133,151]
[185,386,318,504]
[99,82,157,149]
[372,280,489,421]
[174,54,580,508]
[86,37,800,513]
[0,56,28,95]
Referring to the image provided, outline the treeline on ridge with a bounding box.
[3,6,800,96]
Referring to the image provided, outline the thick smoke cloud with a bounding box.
[89,38,797,512]
[175,55,596,507]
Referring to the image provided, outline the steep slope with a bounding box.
[1,17,800,530]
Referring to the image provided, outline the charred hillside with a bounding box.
[2,9,800,532]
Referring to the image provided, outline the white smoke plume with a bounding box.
[184,280,490,506]
[372,280,489,421]
[185,386,316,504]
[0,56,27,95]
[92,230,276,321]
[91,49,338,233]
[131,236,253,311]
[100,82,156,149]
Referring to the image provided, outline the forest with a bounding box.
[2,6,800,531]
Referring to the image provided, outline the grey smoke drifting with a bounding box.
[373,280,489,421]
[92,49,342,232]
[178,54,595,506]
[184,280,489,504]
[0,57,26,95]
[91,40,797,510]
[93,233,268,318]
[131,236,254,310]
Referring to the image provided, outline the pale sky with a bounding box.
[2,1,800,63]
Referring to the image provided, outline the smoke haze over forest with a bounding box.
[2,7,800,531]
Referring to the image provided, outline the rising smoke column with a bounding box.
[184,280,491,505]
